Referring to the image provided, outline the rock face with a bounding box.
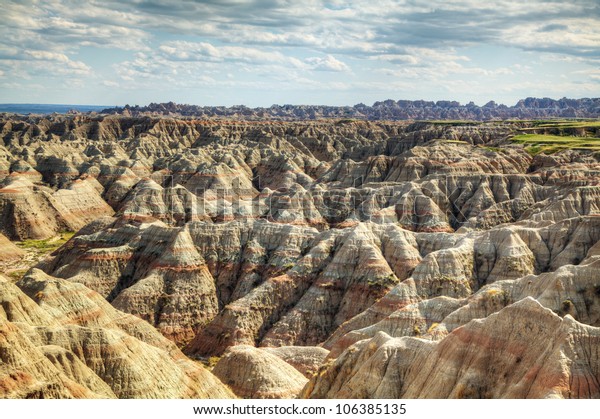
[212,345,308,399]
[262,346,329,378]
[303,298,600,399]
[0,176,114,240]
[1,114,599,399]
[0,233,23,261]
[0,270,233,399]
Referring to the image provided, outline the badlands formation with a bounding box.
[1,112,599,398]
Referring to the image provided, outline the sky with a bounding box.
[0,0,599,107]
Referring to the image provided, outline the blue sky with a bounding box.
[1,0,599,106]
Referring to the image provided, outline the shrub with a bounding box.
[413,325,421,336]
[561,299,574,313]
[427,323,439,334]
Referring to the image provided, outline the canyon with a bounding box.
[0,111,599,399]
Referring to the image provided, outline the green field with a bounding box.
[16,231,75,252]
[530,120,600,129]
[511,134,600,155]
[514,119,600,131]
[424,120,482,126]
[3,232,76,282]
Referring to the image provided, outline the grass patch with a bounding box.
[441,139,469,144]
[481,146,504,153]
[511,134,600,155]
[529,120,600,129]
[335,118,359,125]
[413,325,421,336]
[203,356,221,369]
[424,120,481,126]
[427,322,439,334]
[8,269,28,281]
[16,231,75,253]
[3,231,76,283]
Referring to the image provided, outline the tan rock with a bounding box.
[304,298,600,399]
[0,233,23,261]
[262,346,330,378]
[213,345,307,398]
[0,272,234,399]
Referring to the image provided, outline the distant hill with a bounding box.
[0,103,110,114]
[2,98,599,120]
[100,97,600,120]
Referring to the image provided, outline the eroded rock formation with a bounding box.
[1,114,599,399]
[0,270,233,399]
[212,345,308,398]
[303,298,600,399]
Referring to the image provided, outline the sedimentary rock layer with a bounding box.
[303,298,600,399]
[0,271,233,399]
[1,114,599,399]
[212,345,308,398]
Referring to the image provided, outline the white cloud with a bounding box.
[306,55,350,71]
[370,54,420,65]
[1,0,599,104]
[157,41,306,69]
[0,48,92,78]
[502,18,600,56]
[102,80,120,87]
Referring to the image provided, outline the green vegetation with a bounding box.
[499,119,600,128]
[480,146,505,153]
[483,288,510,305]
[335,118,360,125]
[511,134,600,155]
[283,262,295,270]
[205,356,220,369]
[16,232,75,253]
[8,269,28,281]
[4,232,76,282]
[427,322,439,334]
[527,119,600,129]
[561,299,574,313]
[441,139,469,144]
[423,120,481,126]
[367,273,399,288]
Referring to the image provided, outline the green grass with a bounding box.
[16,231,75,253]
[515,120,600,133]
[335,118,360,125]
[481,146,504,153]
[510,134,600,155]
[530,120,600,129]
[423,120,481,126]
[441,139,469,144]
[8,269,28,281]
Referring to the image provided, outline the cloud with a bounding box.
[539,24,569,32]
[39,17,149,51]
[573,69,600,83]
[157,41,305,68]
[4,1,599,61]
[1,1,148,52]
[306,55,350,71]
[0,47,92,77]
[102,80,120,87]
[503,18,600,58]
[1,0,599,105]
